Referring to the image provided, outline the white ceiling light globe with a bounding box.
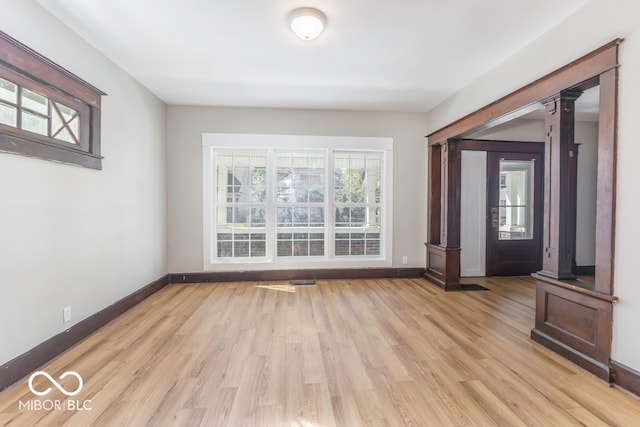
[289,8,327,41]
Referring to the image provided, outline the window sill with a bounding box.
[0,131,102,169]
[204,257,392,272]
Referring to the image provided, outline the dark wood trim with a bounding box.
[595,68,618,294]
[456,139,544,153]
[611,361,640,397]
[428,144,442,244]
[0,31,104,169]
[0,31,105,105]
[537,92,580,280]
[442,140,461,247]
[427,39,621,145]
[169,268,425,284]
[531,273,616,302]
[0,274,170,392]
[424,244,461,291]
[532,275,614,381]
[0,131,103,169]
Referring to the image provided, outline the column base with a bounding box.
[424,243,461,291]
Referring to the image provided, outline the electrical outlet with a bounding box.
[402,255,408,265]
[63,306,72,323]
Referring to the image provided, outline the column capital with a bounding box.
[542,91,583,111]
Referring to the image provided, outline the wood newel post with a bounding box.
[538,91,581,279]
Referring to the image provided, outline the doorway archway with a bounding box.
[424,40,620,381]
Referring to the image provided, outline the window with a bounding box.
[334,152,382,256]
[203,134,393,270]
[215,151,267,258]
[276,151,326,257]
[0,31,104,169]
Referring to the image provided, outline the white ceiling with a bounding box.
[37,0,590,112]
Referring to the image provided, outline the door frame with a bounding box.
[457,140,544,278]
[485,150,543,276]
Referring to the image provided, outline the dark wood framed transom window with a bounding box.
[0,31,105,169]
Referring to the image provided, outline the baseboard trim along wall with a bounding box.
[169,267,426,284]
[611,361,640,397]
[0,274,170,392]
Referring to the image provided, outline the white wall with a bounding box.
[575,121,598,266]
[470,118,545,142]
[426,0,640,370]
[167,106,428,273]
[0,1,167,365]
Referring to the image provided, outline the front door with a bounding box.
[486,151,543,276]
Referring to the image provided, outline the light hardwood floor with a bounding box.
[1,277,639,426]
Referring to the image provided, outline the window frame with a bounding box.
[0,31,105,169]
[203,133,394,271]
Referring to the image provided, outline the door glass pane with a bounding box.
[498,159,534,240]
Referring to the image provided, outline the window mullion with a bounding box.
[266,149,277,262]
[16,85,22,129]
[47,95,52,137]
[327,149,335,260]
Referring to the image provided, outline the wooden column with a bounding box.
[538,92,581,280]
[425,140,461,290]
[531,81,618,382]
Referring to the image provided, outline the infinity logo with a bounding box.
[28,371,83,397]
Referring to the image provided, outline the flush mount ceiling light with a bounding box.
[288,7,327,41]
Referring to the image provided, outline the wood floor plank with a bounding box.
[318,331,354,398]
[458,379,528,427]
[255,334,286,407]
[329,394,365,427]
[253,404,283,427]
[1,277,639,426]
[170,408,207,427]
[303,382,336,427]
[283,342,305,423]
[197,387,237,427]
